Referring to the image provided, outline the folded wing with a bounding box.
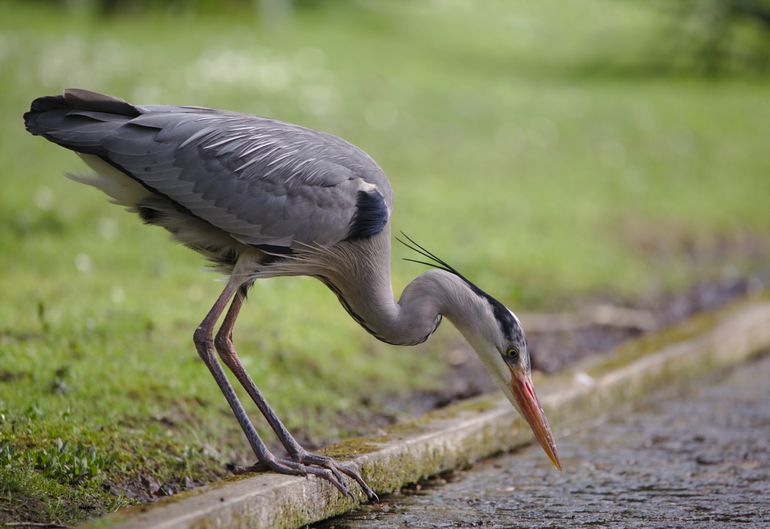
[24,89,392,250]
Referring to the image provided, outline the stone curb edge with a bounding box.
[83,295,770,529]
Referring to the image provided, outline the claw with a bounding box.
[262,454,371,501]
[290,451,376,501]
[260,451,377,502]
[335,462,379,502]
[314,467,354,499]
[311,455,346,485]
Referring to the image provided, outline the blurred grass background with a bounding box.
[1,0,769,524]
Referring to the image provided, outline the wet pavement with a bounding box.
[318,354,770,528]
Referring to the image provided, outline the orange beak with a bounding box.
[509,370,562,470]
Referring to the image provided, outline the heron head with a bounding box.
[396,233,561,469]
[459,296,561,471]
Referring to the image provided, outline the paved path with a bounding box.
[318,354,770,528]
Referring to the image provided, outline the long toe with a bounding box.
[261,456,356,500]
[335,462,379,502]
[296,452,378,502]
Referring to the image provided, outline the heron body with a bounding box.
[24,89,560,499]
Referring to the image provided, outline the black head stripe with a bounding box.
[474,287,515,337]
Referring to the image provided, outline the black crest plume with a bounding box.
[396,232,467,280]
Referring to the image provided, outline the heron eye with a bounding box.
[506,347,520,361]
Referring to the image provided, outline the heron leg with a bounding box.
[213,283,377,501]
[194,278,355,499]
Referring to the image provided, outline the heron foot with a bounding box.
[295,451,378,502]
[253,452,378,502]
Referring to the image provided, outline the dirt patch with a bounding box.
[620,223,767,269]
[0,369,29,383]
[529,272,769,373]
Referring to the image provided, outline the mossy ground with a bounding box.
[1,1,769,526]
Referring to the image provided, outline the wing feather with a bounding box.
[26,90,392,250]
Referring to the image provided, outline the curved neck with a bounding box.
[390,268,490,345]
[317,233,490,346]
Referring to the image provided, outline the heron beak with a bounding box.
[509,369,562,470]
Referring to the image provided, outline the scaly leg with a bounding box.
[214,283,377,501]
[193,276,354,498]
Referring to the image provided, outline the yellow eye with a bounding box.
[506,347,520,360]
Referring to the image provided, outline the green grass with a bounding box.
[1,0,769,524]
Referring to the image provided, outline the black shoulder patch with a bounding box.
[347,190,389,240]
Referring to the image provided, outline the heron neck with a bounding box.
[391,268,486,345]
[322,234,487,346]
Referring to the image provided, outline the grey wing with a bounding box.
[24,89,392,250]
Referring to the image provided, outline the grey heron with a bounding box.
[24,88,560,499]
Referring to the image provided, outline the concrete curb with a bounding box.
[84,296,770,529]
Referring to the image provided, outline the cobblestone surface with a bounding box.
[318,354,770,528]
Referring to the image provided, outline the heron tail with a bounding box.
[24,88,140,138]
